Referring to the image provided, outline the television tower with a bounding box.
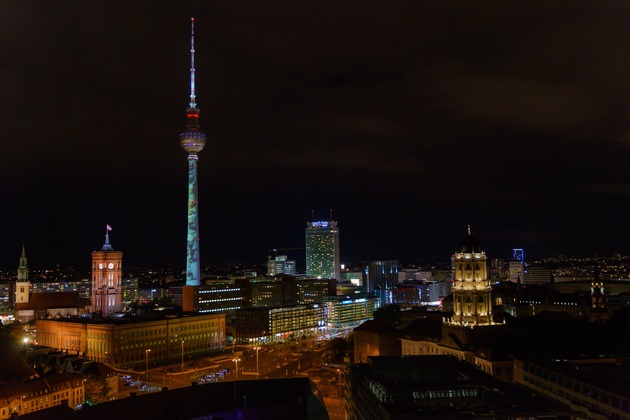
[180,18,206,286]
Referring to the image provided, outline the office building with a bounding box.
[323,294,379,330]
[267,255,296,276]
[236,276,297,308]
[232,304,324,343]
[346,356,570,420]
[296,277,336,304]
[514,358,630,420]
[362,260,398,294]
[523,266,552,285]
[180,19,207,286]
[305,220,340,279]
[398,269,431,282]
[509,248,525,283]
[31,279,91,299]
[182,281,243,313]
[121,277,138,304]
[340,270,362,286]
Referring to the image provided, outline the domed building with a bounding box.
[450,226,493,326]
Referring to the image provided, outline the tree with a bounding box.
[84,376,111,405]
[327,337,349,363]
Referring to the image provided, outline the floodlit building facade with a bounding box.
[449,227,492,326]
[36,312,225,369]
[91,228,123,317]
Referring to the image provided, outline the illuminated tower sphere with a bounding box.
[91,226,123,317]
[180,18,206,286]
[451,226,492,326]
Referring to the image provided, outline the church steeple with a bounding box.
[17,245,29,281]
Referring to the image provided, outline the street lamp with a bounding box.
[253,346,261,379]
[232,357,241,381]
[145,349,151,384]
[337,369,343,398]
[181,340,185,373]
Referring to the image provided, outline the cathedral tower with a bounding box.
[91,226,123,317]
[450,226,493,326]
[180,18,206,286]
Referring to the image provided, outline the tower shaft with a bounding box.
[185,155,201,286]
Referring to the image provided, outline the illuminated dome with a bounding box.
[458,226,482,253]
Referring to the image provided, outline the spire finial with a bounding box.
[21,244,26,258]
[102,224,114,251]
[189,17,196,109]
[467,224,471,235]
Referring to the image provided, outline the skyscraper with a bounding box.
[180,18,206,286]
[305,220,340,279]
[509,248,525,284]
[91,226,123,317]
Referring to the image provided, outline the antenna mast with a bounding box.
[189,17,196,109]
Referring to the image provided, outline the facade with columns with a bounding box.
[450,227,493,326]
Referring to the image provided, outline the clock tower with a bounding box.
[91,226,123,317]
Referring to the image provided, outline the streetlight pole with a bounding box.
[145,349,151,384]
[254,346,261,379]
[337,369,343,398]
[232,357,241,381]
[181,340,185,373]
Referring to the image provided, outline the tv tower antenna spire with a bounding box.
[180,17,206,287]
[189,17,196,109]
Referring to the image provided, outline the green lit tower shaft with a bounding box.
[180,18,206,286]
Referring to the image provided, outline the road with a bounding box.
[118,338,331,392]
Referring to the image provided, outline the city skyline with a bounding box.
[3,1,630,270]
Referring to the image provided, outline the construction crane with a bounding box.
[268,247,305,258]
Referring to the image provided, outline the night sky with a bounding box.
[2,1,630,270]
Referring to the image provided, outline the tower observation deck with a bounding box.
[180,18,206,286]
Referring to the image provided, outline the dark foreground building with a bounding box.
[346,355,572,419]
[19,377,328,420]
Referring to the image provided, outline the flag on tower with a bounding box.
[107,224,112,231]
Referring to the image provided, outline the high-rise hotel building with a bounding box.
[305,220,340,280]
